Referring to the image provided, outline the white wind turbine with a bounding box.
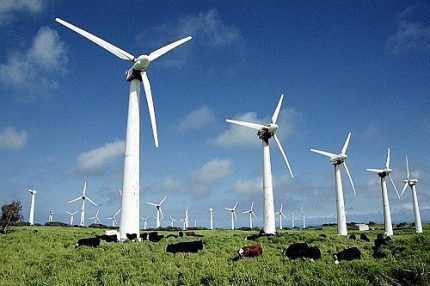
[68,181,97,226]
[89,210,101,224]
[275,204,287,230]
[65,210,78,225]
[310,132,356,236]
[140,216,150,230]
[107,209,121,227]
[146,196,167,229]
[27,188,36,225]
[401,156,423,233]
[56,18,192,240]
[184,206,189,230]
[169,215,177,227]
[209,208,214,230]
[225,202,238,230]
[290,212,295,228]
[226,94,293,234]
[367,148,400,236]
[301,206,305,229]
[48,210,53,222]
[242,202,257,229]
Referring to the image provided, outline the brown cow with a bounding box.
[233,244,263,261]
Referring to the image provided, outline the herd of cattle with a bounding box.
[75,231,393,262]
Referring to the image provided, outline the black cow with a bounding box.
[126,233,138,241]
[360,233,370,242]
[75,237,100,248]
[334,247,361,264]
[98,234,118,243]
[148,232,164,242]
[140,232,148,240]
[166,240,203,254]
[349,234,356,240]
[283,243,321,260]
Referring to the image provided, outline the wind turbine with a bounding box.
[140,216,150,230]
[184,206,189,230]
[107,209,121,227]
[169,215,177,227]
[367,148,400,236]
[225,202,238,230]
[290,212,295,228]
[56,18,192,240]
[242,202,257,229]
[48,210,53,222]
[310,132,356,236]
[27,188,36,225]
[146,196,167,228]
[65,210,78,225]
[209,208,214,230]
[89,210,101,224]
[301,206,306,229]
[401,156,423,233]
[226,94,293,234]
[68,181,97,226]
[275,204,287,229]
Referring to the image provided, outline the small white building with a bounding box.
[350,223,369,231]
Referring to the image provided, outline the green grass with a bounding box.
[0,225,429,285]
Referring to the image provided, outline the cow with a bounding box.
[166,240,203,254]
[282,243,321,260]
[349,234,356,240]
[75,237,100,248]
[126,233,137,241]
[98,234,118,243]
[140,232,148,240]
[148,232,164,242]
[185,231,204,237]
[232,244,263,261]
[360,233,370,242]
[333,247,361,264]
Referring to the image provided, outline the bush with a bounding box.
[45,221,69,227]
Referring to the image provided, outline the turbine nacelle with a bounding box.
[132,55,150,71]
[404,178,418,186]
[266,123,279,134]
[330,154,347,165]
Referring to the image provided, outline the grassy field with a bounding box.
[0,224,429,285]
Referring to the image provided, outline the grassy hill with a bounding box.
[0,224,429,285]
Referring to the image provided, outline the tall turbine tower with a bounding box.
[209,208,214,230]
[225,202,238,230]
[367,148,400,236]
[67,181,97,226]
[301,206,305,229]
[146,196,166,228]
[291,212,295,228]
[55,18,192,240]
[48,210,53,222]
[310,132,356,236]
[27,189,36,225]
[242,202,257,229]
[275,204,287,229]
[226,94,294,234]
[65,211,78,225]
[401,156,423,233]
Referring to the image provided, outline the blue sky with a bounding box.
[0,1,429,228]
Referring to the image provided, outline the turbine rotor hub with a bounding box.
[258,128,273,141]
[132,55,150,70]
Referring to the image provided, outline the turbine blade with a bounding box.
[114,209,121,217]
[281,213,287,219]
[233,202,238,210]
[253,212,258,219]
[341,132,352,155]
[82,181,87,196]
[159,208,164,220]
[406,156,410,180]
[159,196,167,206]
[250,202,254,211]
[386,148,391,169]
[148,36,192,61]
[310,149,338,158]
[366,168,384,173]
[233,211,237,220]
[67,197,81,204]
[146,202,158,207]
[86,197,98,206]
[225,119,265,130]
[55,18,134,61]
[388,175,400,199]
[271,94,284,124]
[343,162,356,196]
[141,71,159,148]
[72,211,79,215]
[274,134,294,178]
[401,182,409,196]
[65,211,72,215]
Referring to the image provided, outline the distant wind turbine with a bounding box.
[401,156,423,233]
[225,202,238,230]
[146,196,167,228]
[65,210,79,225]
[140,216,150,230]
[67,181,97,226]
[89,210,101,224]
[275,204,287,229]
[27,188,36,225]
[242,202,257,229]
[107,209,121,227]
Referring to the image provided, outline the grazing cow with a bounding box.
[178,231,184,237]
[319,234,327,238]
[98,234,118,243]
[126,233,137,241]
[185,231,204,237]
[75,237,100,248]
[349,234,356,240]
[166,240,203,254]
[333,247,361,264]
[140,232,148,240]
[360,233,370,242]
[233,244,263,261]
[148,232,164,242]
[283,243,321,260]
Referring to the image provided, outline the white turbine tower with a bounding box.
[27,188,36,225]
[169,215,177,227]
[301,206,305,229]
[291,212,295,228]
[140,216,150,230]
[275,204,287,230]
[56,18,192,240]
[225,202,238,230]
[367,148,400,236]
[209,208,214,230]
[146,196,167,229]
[68,182,97,226]
[401,156,423,233]
[310,132,356,236]
[226,94,293,234]
[107,209,121,227]
[65,211,78,225]
[48,210,53,222]
[242,202,257,229]
[89,210,101,224]
[184,206,189,230]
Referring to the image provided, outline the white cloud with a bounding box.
[213,107,302,148]
[234,177,263,195]
[0,127,28,149]
[74,140,124,175]
[0,26,67,96]
[162,176,182,190]
[0,0,43,26]
[176,105,216,133]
